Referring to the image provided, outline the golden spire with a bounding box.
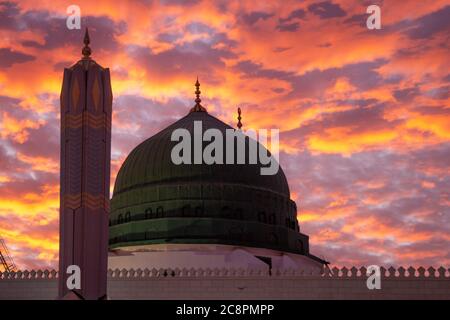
[82,28,91,59]
[189,77,207,113]
[237,107,242,130]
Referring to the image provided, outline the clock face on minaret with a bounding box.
[58,28,112,300]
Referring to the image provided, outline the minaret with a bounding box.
[58,28,112,300]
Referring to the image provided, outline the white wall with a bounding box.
[1,267,449,300]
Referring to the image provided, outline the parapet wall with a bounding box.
[1,266,449,300]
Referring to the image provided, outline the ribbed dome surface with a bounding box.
[109,111,309,255]
[113,111,290,197]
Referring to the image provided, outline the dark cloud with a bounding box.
[410,142,450,173]
[156,32,183,43]
[0,47,35,68]
[240,11,274,26]
[273,47,292,53]
[308,1,347,19]
[53,61,73,71]
[290,59,387,97]
[283,102,398,148]
[425,85,450,100]
[405,5,450,39]
[0,1,20,30]
[13,120,59,160]
[157,23,223,44]
[0,94,21,109]
[1,3,126,53]
[0,95,38,121]
[112,94,189,156]
[0,94,59,171]
[160,0,201,6]
[185,22,215,34]
[0,157,58,198]
[334,98,378,108]
[279,8,306,23]
[129,34,236,80]
[276,9,305,32]
[443,74,450,82]
[279,142,450,266]
[393,86,420,102]
[317,42,332,48]
[20,13,127,53]
[234,59,291,81]
[234,58,387,98]
[276,21,300,32]
[344,13,367,27]
[0,142,24,174]
[385,5,450,41]
[271,87,285,94]
[413,105,450,116]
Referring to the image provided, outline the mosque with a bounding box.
[1,29,447,301]
[107,79,327,272]
[55,28,327,299]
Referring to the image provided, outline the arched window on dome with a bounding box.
[298,240,304,254]
[235,208,243,220]
[269,213,276,225]
[195,206,203,217]
[221,206,231,219]
[118,214,123,224]
[258,211,267,223]
[145,208,152,219]
[125,212,131,222]
[269,233,278,245]
[182,205,191,217]
[156,206,164,218]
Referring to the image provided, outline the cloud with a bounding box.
[404,5,450,39]
[0,1,20,30]
[308,1,347,19]
[280,8,306,23]
[234,58,387,98]
[276,21,300,32]
[128,35,236,81]
[282,144,450,266]
[0,48,35,68]
[393,86,420,102]
[240,11,274,26]
[20,13,127,52]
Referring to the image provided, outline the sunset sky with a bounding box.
[0,0,449,270]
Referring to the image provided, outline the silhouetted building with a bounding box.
[58,29,112,300]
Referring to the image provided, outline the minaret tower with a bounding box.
[58,28,112,299]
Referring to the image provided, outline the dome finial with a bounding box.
[237,107,242,130]
[82,27,92,59]
[190,77,207,113]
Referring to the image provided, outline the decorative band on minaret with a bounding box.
[58,28,112,300]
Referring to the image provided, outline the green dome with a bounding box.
[109,111,310,255]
